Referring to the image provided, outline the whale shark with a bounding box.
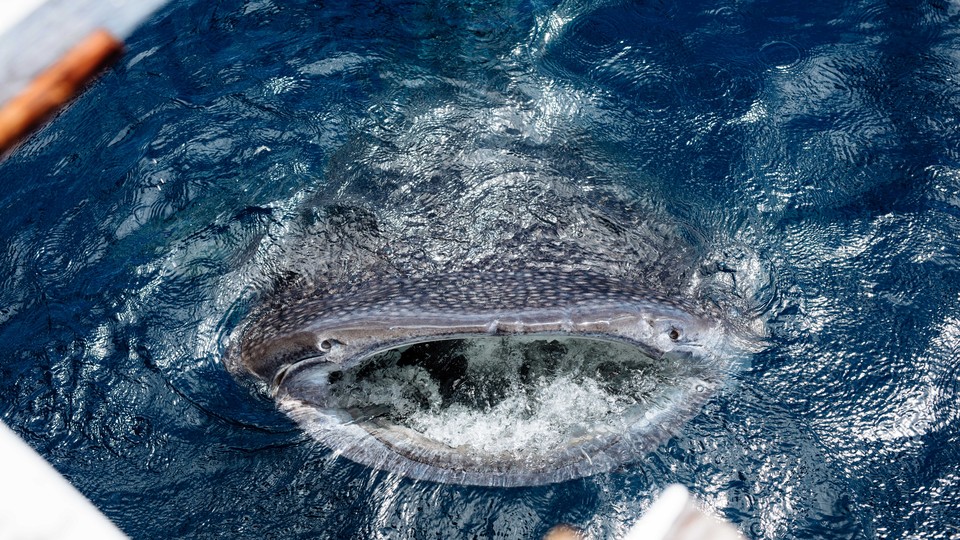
[222,30,765,486]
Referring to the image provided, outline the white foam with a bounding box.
[407,375,628,454]
[328,337,692,456]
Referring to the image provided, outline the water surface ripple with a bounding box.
[1,0,960,538]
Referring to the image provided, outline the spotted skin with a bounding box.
[234,270,716,384]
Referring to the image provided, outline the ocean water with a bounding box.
[2,0,960,538]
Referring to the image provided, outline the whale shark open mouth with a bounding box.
[228,271,754,486]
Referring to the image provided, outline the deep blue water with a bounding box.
[2,0,960,538]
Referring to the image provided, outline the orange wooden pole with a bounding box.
[0,28,123,157]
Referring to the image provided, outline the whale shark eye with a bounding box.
[319,339,335,352]
[669,327,681,341]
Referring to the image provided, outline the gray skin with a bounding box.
[236,270,726,387]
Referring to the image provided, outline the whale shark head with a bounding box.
[226,270,761,486]
[220,39,770,485]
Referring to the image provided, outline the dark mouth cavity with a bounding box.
[318,336,701,454]
[332,338,661,414]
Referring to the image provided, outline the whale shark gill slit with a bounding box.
[227,270,756,487]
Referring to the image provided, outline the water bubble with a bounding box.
[759,41,802,70]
